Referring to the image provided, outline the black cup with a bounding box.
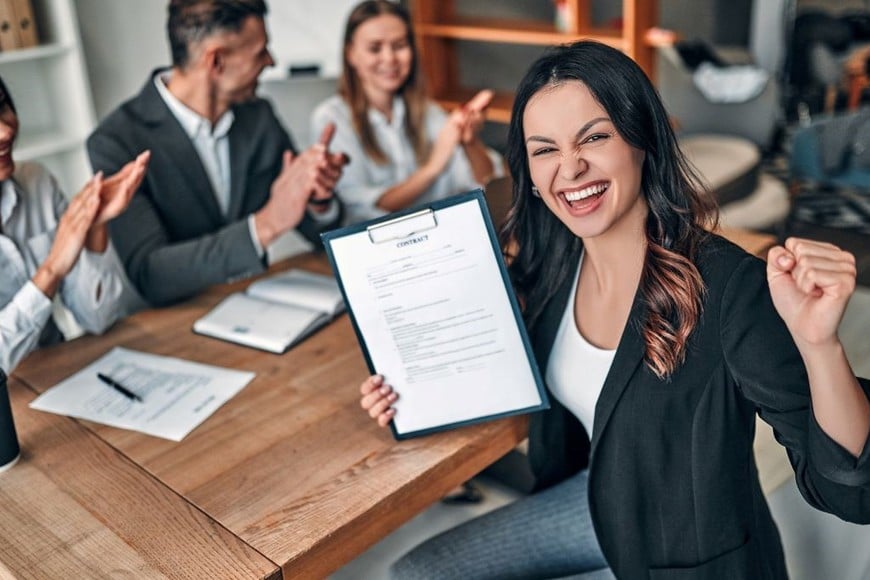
[0,370,20,473]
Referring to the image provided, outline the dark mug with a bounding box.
[0,370,20,473]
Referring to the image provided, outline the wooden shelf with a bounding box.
[0,42,71,65]
[0,0,96,193]
[411,0,657,125]
[416,17,623,48]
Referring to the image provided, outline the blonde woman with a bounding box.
[310,0,504,225]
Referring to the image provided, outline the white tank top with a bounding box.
[545,254,616,436]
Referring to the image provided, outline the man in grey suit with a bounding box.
[88,0,347,307]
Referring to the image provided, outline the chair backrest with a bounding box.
[483,176,513,230]
[789,111,870,189]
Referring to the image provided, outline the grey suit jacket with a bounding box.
[87,71,340,306]
[527,235,870,579]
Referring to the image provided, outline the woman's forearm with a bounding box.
[462,139,495,185]
[801,340,870,457]
[376,164,439,212]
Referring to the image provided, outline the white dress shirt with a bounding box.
[310,95,504,225]
[545,254,616,436]
[0,162,129,373]
[155,73,338,259]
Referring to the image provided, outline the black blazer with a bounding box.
[87,71,340,306]
[527,235,870,579]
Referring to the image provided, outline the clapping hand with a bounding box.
[84,150,151,253]
[308,122,350,213]
[92,150,150,227]
[33,173,104,297]
[255,123,348,247]
[459,89,493,144]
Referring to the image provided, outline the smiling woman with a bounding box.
[309,0,505,225]
[511,64,712,375]
[360,41,870,580]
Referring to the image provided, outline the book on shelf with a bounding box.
[193,269,345,354]
[0,0,20,51]
[11,0,38,48]
[0,0,38,50]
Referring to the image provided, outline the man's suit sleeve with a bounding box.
[720,255,870,523]
[87,128,265,307]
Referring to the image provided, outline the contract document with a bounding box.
[323,190,547,439]
[30,347,255,441]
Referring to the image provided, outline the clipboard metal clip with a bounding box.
[366,208,438,244]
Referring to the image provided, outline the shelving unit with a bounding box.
[1,0,96,194]
[410,0,657,123]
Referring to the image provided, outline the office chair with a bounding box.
[655,0,791,150]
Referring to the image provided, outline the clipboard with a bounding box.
[322,189,548,440]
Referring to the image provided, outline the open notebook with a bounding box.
[193,269,345,353]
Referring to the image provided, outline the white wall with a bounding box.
[75,0,167,118]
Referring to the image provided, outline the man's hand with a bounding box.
[307,122,349,214]
[255,123,348,246]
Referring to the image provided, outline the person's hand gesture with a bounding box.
[767,237,857,349]
[459,89,493,144]
[256,123,347,247]
[308,122,349,213]
[32,174,103,297]
[426,109,464,175]
[360,374,397,428]
[92,150,150,227]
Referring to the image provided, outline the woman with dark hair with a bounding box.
[310,0,503,225]
[360,41,870,579]
[0,76,149,374]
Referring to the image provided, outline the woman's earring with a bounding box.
[531,186,541,198]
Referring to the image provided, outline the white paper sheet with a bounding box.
[327,196,545,437]
[29,347,255,441]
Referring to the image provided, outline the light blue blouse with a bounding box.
[0,162,131,373]
[310,95,504,225]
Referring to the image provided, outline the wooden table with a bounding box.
[0,376,280,579]
[9,253,528,579]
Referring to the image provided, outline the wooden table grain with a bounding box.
[0,376,280,580]
[12,254,528,579]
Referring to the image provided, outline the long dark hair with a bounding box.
[338,0,428,165]
[501,41,717,378]
[0,75,16,114]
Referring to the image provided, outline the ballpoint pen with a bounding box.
[97,372,143,403]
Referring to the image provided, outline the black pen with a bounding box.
[97,372,143,403]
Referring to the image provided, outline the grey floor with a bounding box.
[333,287,870,580]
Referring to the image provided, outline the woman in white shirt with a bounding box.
[0,76,149,373]
[310,0,504,225]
